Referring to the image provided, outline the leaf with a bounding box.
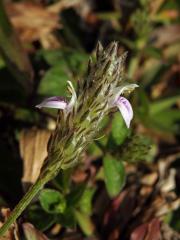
[6,1,59,47]
[38,48,88,97]
[41,48,88,75]
[27,205,55,231]
[38,64,68,96]
[103,154,126,198]
[0,208,19,240]
[150,95,180,115]
[143,46,162,59]
[111,112,130,146]
[78,188,95,216]
[39,189,66,214]
[66,183,86,207]
[141,60,168,87]
[74,210,94,236]
[54,168,73,192]
[23,223,48,240]
[96,11,121,20]
[56,207,76,228]
[148,109,180,133]
[121,135,156,163]
[0,1,33,95]
[20,128,51,192]
[130,219,161,240]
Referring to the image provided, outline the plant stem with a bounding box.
[0,176,49,237]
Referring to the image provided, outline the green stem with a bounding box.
[0,176,48,237]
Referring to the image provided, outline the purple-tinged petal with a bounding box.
[116,96,133,128]
[36,97,67,109]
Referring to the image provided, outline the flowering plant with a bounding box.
[0,42,138,236]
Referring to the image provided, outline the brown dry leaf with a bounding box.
[100,152,179,239]
[130,223,148,240]
[6,2,60,48]
[0,208,19,240]
[131,219,180,240]
[130,219,161,240]
[161,222,180,240]
[149,0,165,15]
[20,128,51,192]
[5,0,83,49]
[23,223,48,240]
[152,24,180,48]
[47,0,83,14]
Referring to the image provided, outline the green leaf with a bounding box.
[41,48,88,75]
[143,46,162,59]
[150,95,180,115]
[38,64,68,96]
[27,205,55,231]
[78,188,95,215]
[121,135,156,163]
[54,168,73,193]
[39,189,66,214]
[96,11,121,20]
[66,183,86,207]
[111,112,130,146]
[149,109,180,133]
[103,154,126,198]
[74,210,94,236]
[56,207,76,228]
[141,60,168,87]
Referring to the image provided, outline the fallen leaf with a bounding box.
[23,222,48,240]
[6,2,60,48]
[0,208,19,240]
[130,223,148,240]
[130,219,161,240]
[152,25,180,48]
[5,0,83,49]
[160,222,180,240]
[20,128,51,192]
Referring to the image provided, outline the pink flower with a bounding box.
[36,81,138,128]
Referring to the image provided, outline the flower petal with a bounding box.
[66,81,77,111]
[36,97,67,109]
[116,96,133,128]
[114,84,139,102]
[108,84,139,108]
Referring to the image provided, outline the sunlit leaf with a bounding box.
[78,188,95,215]
[103,154,126,198]
[74,210,94,236]
[111,112,130,146]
